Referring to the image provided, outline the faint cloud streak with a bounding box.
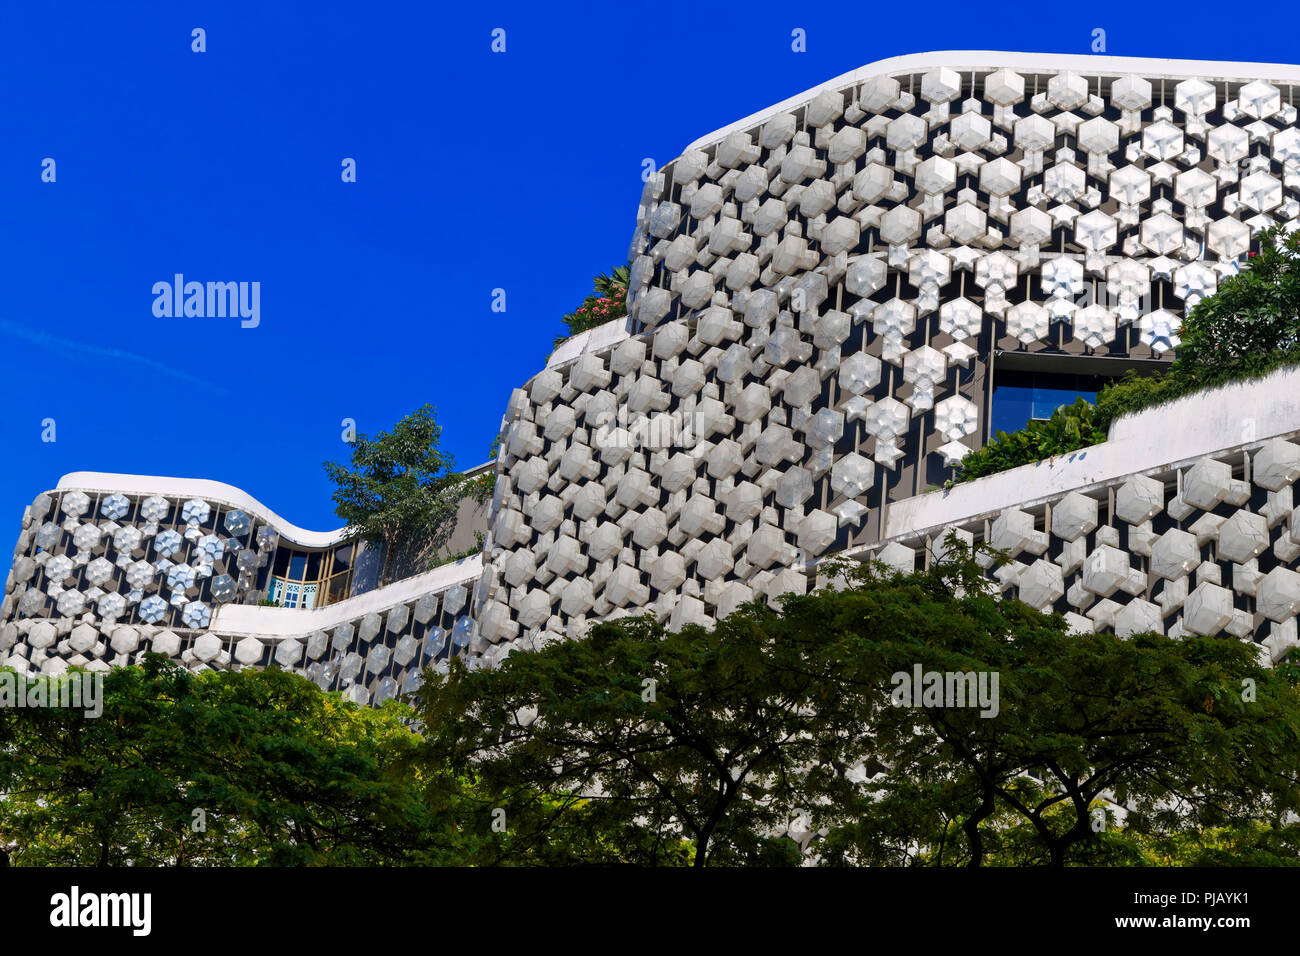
[0,319,228,394]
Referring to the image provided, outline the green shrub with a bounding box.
[1093,224,1300,430]
[427,533,484,570]
[1091,369,1188,432]
[955,397,1106,483]
[1093,348,1300,433]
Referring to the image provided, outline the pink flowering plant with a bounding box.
[556,266,631,343]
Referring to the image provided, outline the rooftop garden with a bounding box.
[955,226,1300,484]
[552,265,631,347]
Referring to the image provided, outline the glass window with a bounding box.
[266,551,343,607]
[327,572,350,605]
[990,370,1105,437]
[989,386,1033,437]
[1031,387,1084,420]
[332,545,352,572]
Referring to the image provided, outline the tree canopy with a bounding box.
[323,403,466,583]
[5,550,1298,867]
[0,657,468,866]
[414,545,1300,866]
[1173,224,1300,381]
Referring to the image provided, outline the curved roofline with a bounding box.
[684,49,1300,152]
[52,465,495,551]
[54,471,351,547]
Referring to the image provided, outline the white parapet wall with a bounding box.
[847,367,1300,664]
[546,317,633,370]
[882,365,1300,541]
[212,554,482,640]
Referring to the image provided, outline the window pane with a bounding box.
[307,552,322,579]
[332,545,352,572]
[989,386,1031,436]
[272,549,289,575]
[327,572,350,605]
[1030,386,1095,421]
[992,368,1110,435]
[288,554,307,579]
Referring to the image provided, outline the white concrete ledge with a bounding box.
[882,364,1300,541]
[547,317,632,369]
[210,553,482,640]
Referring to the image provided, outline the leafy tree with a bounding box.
[414,610,870,866]
[555,265,631,344]
[0,657,475,866]
[468,437,500,506]
[323,403,465,584]
[414,545,1300,867]
[809,552,1300,865]
[419,768,696,866]
[1173,224,1300,380]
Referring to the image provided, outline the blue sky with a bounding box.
[0,0,1286,545]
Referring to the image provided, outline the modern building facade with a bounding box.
[5,51,1300,702]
